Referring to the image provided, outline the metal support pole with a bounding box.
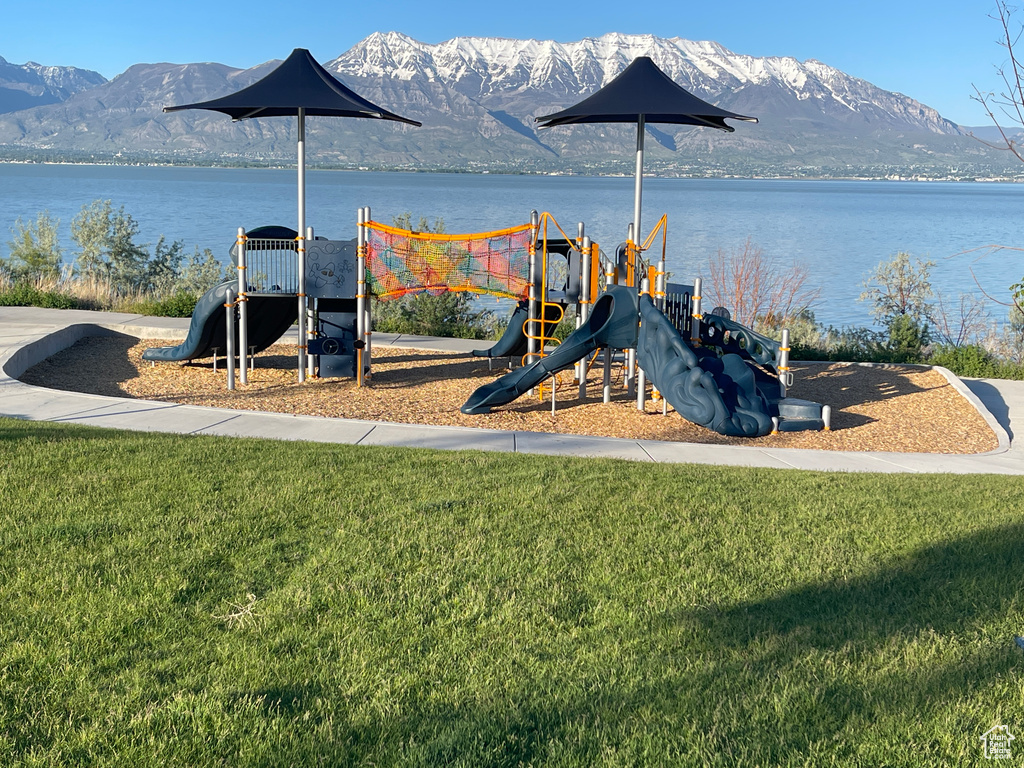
[656,254,667,312]
[691,277,703,346]
[578,234,592,400]
[603,348,612,404]
[356,207,367,387]
[633,115,645,251]
[306,226,315,378]
[364,308,372,368]
[296,107,307,383]
[236,227,248,386]
[637,277,649,411]
[575,221,585,331]
[779,328,791,398]
[580,236,593,326]
[527,210,539,366]
[626,223,634,286]
[603,250,614,404]
[363,210,372,376]
[625,223,636,397]
[574,222,585,391]
[225,287,236,391]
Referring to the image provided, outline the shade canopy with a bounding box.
[163,48,420,386]
[536,56,755,130]
[164,47,421,125]
[536,56,756,271]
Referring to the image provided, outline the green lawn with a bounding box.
[0,416,1021,766]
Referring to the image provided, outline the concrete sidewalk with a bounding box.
[1,306,1021,474]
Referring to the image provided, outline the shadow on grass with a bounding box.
[221,525,1024,765]
[0,416,131,444]
[688,522,1023,649]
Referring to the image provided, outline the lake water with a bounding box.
[1,163,1022,328]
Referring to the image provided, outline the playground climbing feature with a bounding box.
[364,221,534,301]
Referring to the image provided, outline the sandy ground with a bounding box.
[18,335,1000,455]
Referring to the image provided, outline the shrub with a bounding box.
[928,344,1024,379]
[705,237,820,328]
[0,282,79,310]
[128,292,200,318]
[4,212,62,281]
[372,292,497,340]
[886,314,928,360]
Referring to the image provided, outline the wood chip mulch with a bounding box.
[18,335,999,454]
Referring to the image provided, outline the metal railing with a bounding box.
[243,238,299,294]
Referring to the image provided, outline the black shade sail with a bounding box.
[164,48,421,125]
[536,56,755,130]
[536,56,756,253]
[163,48,420,385]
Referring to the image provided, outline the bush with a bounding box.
[372,292,497,340]
[928,344,1024,379]
[128,291,200,318]
[886,314,928,361]
[929,345,998,377]
[0,282,79,310]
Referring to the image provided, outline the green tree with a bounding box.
[144,236,187,294]
[4,212,62,280]
[860,251,935,358]
[861,251,934,324]
[175,247,226,294]
[71,200,149,292]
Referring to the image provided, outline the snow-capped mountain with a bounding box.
[329,32,960,136]
[0,56,106,114]
[0,34,1009,177]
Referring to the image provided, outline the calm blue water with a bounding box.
[1,163,1022,328]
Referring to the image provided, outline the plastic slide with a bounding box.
[635,295,776,437]
[461,285,638,414]
[471,301,564,361]
[142,280,298,363]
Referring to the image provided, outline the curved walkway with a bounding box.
[2,306,1022,474]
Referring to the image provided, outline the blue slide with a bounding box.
[461,285,638,414]
[635,295,776,437]
[142,280,298,363]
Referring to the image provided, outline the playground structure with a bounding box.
[143,209,828,438]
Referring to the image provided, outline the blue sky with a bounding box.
[0,0,1012,126]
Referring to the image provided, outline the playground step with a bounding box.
[777,416,826,433]
[777,397,823,420]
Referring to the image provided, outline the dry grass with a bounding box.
[18,335,1000,455]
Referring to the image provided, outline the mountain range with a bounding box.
[0,33,1016,178]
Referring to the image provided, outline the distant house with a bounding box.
[981,725,1015,760]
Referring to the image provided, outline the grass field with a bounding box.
[1,416,1021,766]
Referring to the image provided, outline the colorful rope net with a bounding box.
[364,221,533,301]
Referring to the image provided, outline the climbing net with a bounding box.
[364,221,534,301]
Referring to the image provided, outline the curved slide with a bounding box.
[462,288,816,437]
[472,301,530,360]
[461,286,638,414]
[142,280,298,363]
[635,295,774,437]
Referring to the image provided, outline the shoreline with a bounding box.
[2,158,1022,183]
